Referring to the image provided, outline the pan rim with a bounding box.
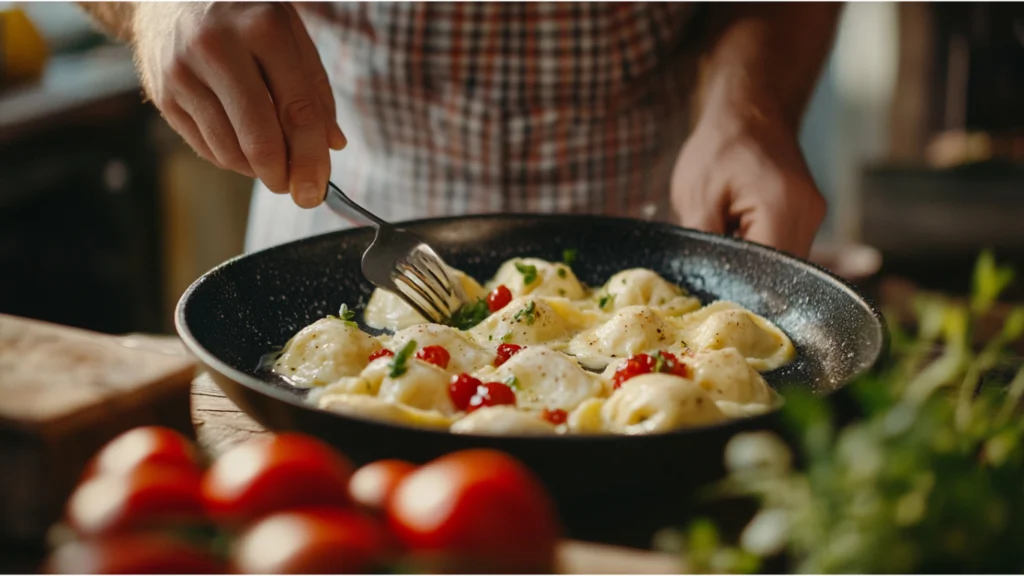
[175,212,888,442]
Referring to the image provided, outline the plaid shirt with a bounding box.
[247,2,699,251]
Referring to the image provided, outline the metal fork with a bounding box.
[323,181,469,323]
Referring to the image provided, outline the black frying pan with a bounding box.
[176,214,886,547]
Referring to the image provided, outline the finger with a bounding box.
[242,8,331,208]
[162,101,221,167]
[173,76,257,178]
[284,4,346,150]
[188,23,290,192]
[677,191,729,235]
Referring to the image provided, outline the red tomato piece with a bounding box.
[468,382,516,412]
[349,459,417,511]
[201,433,354,526]
[369,349,394,362]
[656,351,690,378]
[492,343,524,367]
[67,464,204,537]
[83,426,200,480]
[449,373,483,412]
[45,533,225,574]
[611,353,657,389]
[387,449,560,573]
[541,409,567,425]
[232,507,392,574]
[486,285,513,313]
[415,345,451,369]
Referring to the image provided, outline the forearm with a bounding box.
[695,3,842,131]
[77,2,138,43]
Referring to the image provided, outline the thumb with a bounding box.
[742,211,809,258]
[675,186,729,236]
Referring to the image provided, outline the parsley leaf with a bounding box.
[333,304,358,327]
[653,351,666,373]
[598,293,616,310]
[447,298,490,330]
[557,268,567,279]
[562,248,578,267]
[513,301,537,325]
[504,375,520,389]
[388,340,417,378]
[515,262,539,285]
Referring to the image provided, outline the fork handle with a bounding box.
[324,181,390,229]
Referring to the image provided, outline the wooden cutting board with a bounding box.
[0,314,197,542]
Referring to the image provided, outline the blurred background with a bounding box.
[1,2,1022,335]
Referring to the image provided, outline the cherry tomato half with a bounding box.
[493,343,523,367]
[349,459,417,511]
[467,382,516,412]
[541,409,567,425]
[611,353,656,389]
[83,426,200,480]
[387,449,560,573]
[67,464,204,537]
[415,345,451,369]
[45,533,225,574]
[449,374,483,411]
[201,433,353,525]
[232,507,392,574]
[486,285,513,313]
[369,349,394,362]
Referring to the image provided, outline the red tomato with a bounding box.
[45,533,225,574]
[349,459,417,511]
[368,349,394,362]
[83,427,200,480]
[387,449,560,572]
[541,409,567,425]
[468,382,516,412]
[486,285,513,312]
[611,353,657,389]
[67,464,204,536]
[493,343,524,367]
[232,507,392,574]
[415,345,451,369]
[201,433,353,525]
[449,373,483,411]
[656,351,689,378]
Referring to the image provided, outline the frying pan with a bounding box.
[176,214,886,547]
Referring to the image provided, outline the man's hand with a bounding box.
[671,107,825,259]
[132,2,346,207]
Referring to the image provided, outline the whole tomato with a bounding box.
[387,449,560,573]
[201,433,354,525]
[67,463,204,536]
[45,533,225,574]
[83,426,200,479]
[232,507,392,574]
[348,459,417,511]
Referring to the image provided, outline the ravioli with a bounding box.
[476,347,604,412]
[601,268,701,316]
[602,373,726,434]
[277,258,797,436]
[273,317,382,388]
[674,301,795,371]
[489,258,586,300]
[450,406,557,436]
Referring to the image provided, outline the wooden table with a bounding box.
[190,373,684,574]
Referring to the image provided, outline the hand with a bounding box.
[132,2,346,208]
[670,108,825,259]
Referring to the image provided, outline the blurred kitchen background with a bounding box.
[1,2,1022,336]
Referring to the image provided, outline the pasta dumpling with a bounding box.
[489,258,586,300]
[684,348,778,405]
[568,306,675,367]
[602,373,726,434]
[450,406,557,435]
[674,301,795,371]
[600,268,701,315]
[567,398,606,434]
[377,359,456,415]
[273,317,382,388]
[388,324,491,374]
[469,297,572,347]
[317,394,451,429]
[479,347,604,412]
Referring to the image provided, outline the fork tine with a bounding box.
[398,260,453,314]
[395,267,451,320]
[410,250,455,298]
[392,278,444,322]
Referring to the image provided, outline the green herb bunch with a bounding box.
[658,252,1024,574]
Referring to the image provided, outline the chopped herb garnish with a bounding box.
[562,248,578,267]
[558,288,566,296]
[501,331,514,343]
[333,304,358,327]
[598,293,616,310]
[388,340,417,378]
[557,268,567,279]
[515,262,539,285]
[513,301,537,325]
[504,375,520,389]
[653,351,667,373]
[447,298,490,330]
